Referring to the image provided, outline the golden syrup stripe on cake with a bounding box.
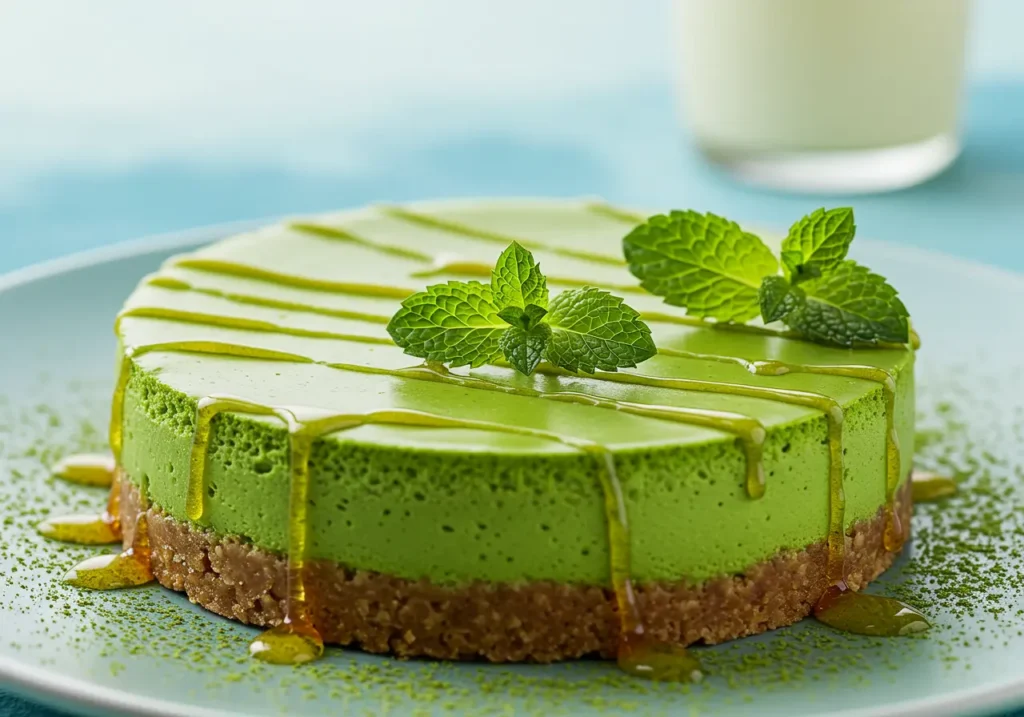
[584,202,647,225]
[145,275,391,324]
[377,205,627,266]
[170,258,417,299]
[114,306,393,345]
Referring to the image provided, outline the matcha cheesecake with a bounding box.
[48,199,921,674]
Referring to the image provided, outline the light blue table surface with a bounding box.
[1,79,1022,715]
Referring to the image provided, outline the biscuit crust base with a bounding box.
[121,481,912,663]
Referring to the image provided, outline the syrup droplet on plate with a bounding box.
[815,584,930,637]
[911,470,958,503]
[61,513,154,590]
[37,514,120,544]
[617,633,703,683]
[39,470,122,544]
[62,551,154,590]
[249,619,325,665]
[52,453,116,487]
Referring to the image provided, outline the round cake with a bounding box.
[105,199,914,666]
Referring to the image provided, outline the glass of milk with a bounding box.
[675,0,970,193]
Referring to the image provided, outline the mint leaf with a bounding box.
[499,323,551,375]
[782,207,855,282]
[497,303,548,330]
[497,306,524,326]
[759,276,802,324]
[781,251,803,275]
[623,211,778,322]
[545,288,656,373]
[783,261,910,347]
[522,303,548,328]
[387,281,506,367]
[491,242,548,310]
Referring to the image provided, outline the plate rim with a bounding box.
[0,207,1022,717]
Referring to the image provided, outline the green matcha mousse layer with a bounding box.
[117,199,915,587]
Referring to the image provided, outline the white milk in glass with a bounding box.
[676,0,969,193]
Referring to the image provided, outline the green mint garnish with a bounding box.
[499,322,552,375]
[497,303,548,330]
[624,206,912,348]
[758,276,802,324]
[622,210,778,322]
[491,242,548,310]
[389,244,656,375]
[545,288,657,373]
[780,260,910,347]
[781,207,855,284]
[385,282,506,368]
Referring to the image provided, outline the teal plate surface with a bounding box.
[1,219,1023,717]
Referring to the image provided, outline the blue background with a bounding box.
[1,2,1022,715]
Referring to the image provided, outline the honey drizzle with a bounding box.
[585,202,646,225]
[585,370,847,585]
[378,205,626,266]
[186,395,698,674]
[170,257,416,299]
[658,349,905,552]
[145,275,390,325]
[386,362,767,499]
[187,397,335,664]
[114,307,394,345]
[109,342,315,463]
[289,222,434,262]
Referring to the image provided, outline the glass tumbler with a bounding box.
[675,0,970,193]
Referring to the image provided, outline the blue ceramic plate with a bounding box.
[1,213,1023,716]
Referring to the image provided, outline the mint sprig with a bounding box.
[624,207,911,348]
[388,242,657,375]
